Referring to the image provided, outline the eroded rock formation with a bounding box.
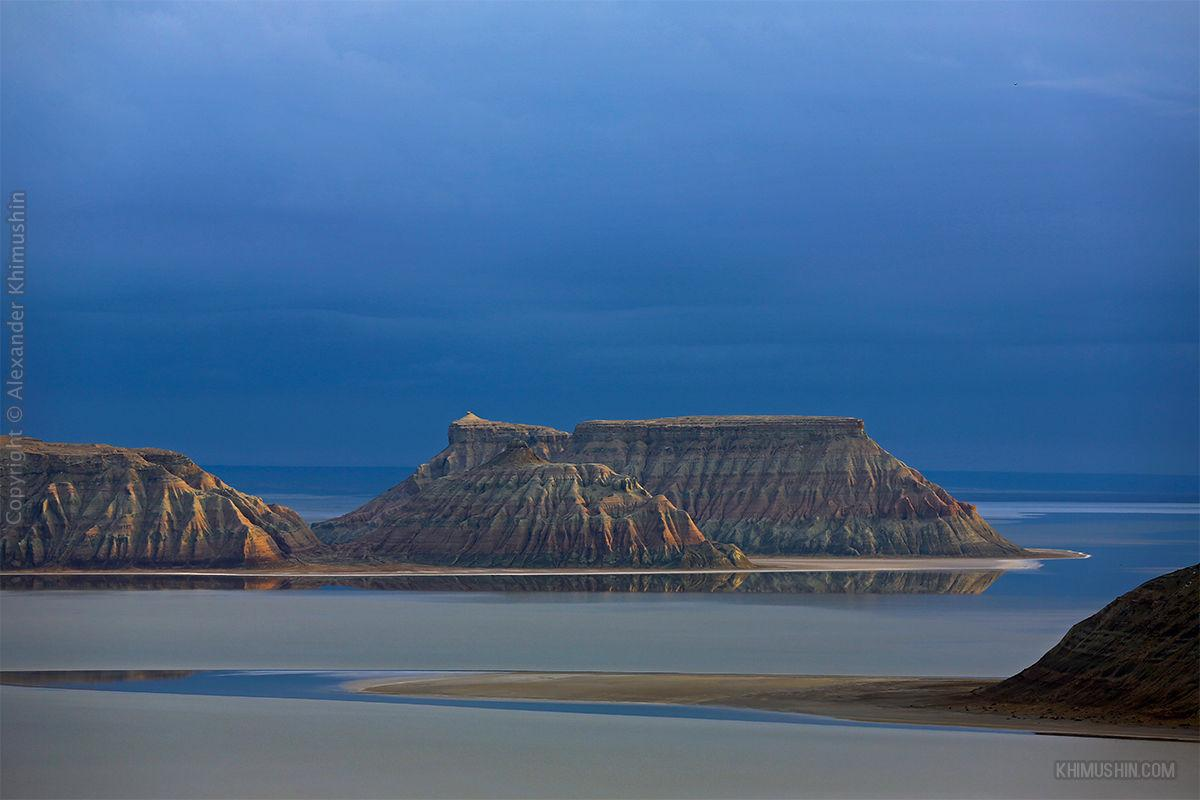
[981,564,1200,726]
[314,412,570,544]
[566,416,1023,556]
[341,441,749,568]
[0,437,321,568]
[318,413,1024,557]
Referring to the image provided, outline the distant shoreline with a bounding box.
[0,549,1086,579]
[352,670,1197,743]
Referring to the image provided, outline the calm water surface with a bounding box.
[2,477,1197,799]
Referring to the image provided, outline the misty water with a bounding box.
[2,474,1197,799]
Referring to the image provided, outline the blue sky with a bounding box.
[2,1,1197,472]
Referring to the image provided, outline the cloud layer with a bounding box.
[2,1,1196,470]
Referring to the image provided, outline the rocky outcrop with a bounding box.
[341,442,749,568]
[566,416,1024,557]
[0,437,321,568]
[980,564,1200,726]
[319,413,1024,557]
[314,412,570,545]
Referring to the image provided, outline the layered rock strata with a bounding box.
[341,442,749,568]
[566,416,1023,556]
[314,412,569,544]
[318,413,1024,557]
[981,564,1199,725]
[0,437,320,568]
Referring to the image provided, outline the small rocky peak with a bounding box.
[482,440,549,468]
[453,411,486,425]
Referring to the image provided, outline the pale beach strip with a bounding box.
[0,549,1086,580]
[349,670,1197,743]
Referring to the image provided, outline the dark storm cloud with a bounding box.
[2,1,1196,470]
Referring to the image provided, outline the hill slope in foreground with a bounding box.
[980,563,1200,726]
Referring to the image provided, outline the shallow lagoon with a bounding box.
[1,482,1197,799]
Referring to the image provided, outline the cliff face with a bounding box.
[0,438,321,568]
[566,416,1022,557]
[342,442,749,568]
[313,412,570,545]
[316,412,1023,557]
[981,564,1199,725]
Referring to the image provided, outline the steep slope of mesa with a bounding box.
[313,412,570,544]
[342,442,749,568]
[565,416,1024,557]
[316,412,1025,558]
[980,564,1199,725]
[0,437,321,568]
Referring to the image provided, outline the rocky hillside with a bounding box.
[980,564,1199,726]
[341,442,749,568]
[0,437,321,568]
[314,412,570,544]
[567,416,1023,557]
[320,413,1024,557]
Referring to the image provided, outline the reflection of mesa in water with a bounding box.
[0,570,1004,595]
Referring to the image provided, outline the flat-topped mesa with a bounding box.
[342,441,750,569]
[0,437,321,569]
[575,415,866,437]
[443,412,572,470]
[317,412,1026,558]
[565,415,1024,557]
[312,413,571,544]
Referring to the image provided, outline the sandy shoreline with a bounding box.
[352,671,1196,742]
[0,549,1085,580]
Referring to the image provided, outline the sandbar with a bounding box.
[353,670,1195,742]
[0,549,1085,580]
